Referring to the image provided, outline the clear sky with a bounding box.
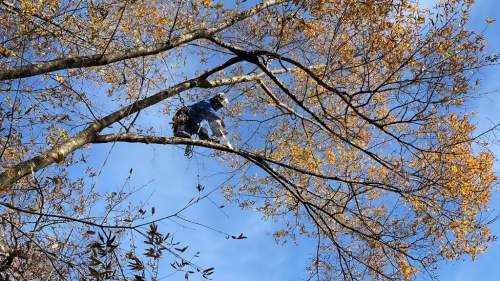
[420,0,500,280]
[79,1,500,280]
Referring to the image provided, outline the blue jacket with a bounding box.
[186,99,221,133]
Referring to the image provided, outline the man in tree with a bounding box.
[1,0,499,279]
[172,92,229,142]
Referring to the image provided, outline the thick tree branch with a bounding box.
[0,67,296,187]
[0,0,287,81]
[91,133,407,194]
[203,37,430,187]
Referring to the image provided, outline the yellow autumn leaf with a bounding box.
[1,0,498,280]
[0,48,9,58]
[202,0,211,8]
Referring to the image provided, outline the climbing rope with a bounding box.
[184,144,194,159]
[183,123,202,159]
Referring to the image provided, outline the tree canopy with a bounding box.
[1,0,499,280]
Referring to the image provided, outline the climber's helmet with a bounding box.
[212,92,229,109]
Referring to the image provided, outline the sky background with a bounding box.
[72,0,500,280]
[419,0,500,280]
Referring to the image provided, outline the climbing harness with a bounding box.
[171,96,196,159]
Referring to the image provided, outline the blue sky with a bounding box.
[76,1,500,280]
[420,0,500,280]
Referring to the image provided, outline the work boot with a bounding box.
[199,130,220,143]
[174,130,191,138]
[173,125,191,139]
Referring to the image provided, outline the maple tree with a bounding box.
[1,0,499,280]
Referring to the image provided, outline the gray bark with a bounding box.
[0,0,287,81]
[0,67,294,188]
[92,132,373,186]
